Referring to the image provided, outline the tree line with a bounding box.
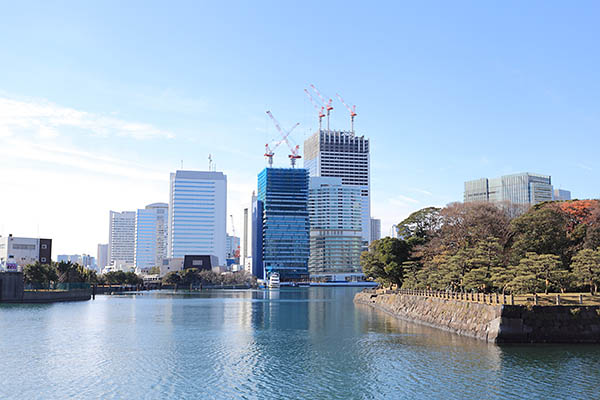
[23,261,142,286]
[362,200,600,294]
[162,269,255,287]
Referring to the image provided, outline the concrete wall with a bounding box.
[355,291,600,343]
[22,289,90,303]
[0,272,24,302]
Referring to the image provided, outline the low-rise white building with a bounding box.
[0,235,52,271]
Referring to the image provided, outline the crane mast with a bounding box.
[265,110,301,168]
[336,93,357,133]
[310,84,333,132]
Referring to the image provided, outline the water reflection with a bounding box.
[1,288,599,400]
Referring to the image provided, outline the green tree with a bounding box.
[361,237,410,288]
[395,207,442,247]
[23,262,58,286]
[149,266,161,275]
[509,207,569,264]
[162,271,181,285]
[571,247,600,294]
[509,253,567,294]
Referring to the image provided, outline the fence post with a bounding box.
[556,295,560,305]
[579,294,583,305]
[534,294,538,306]
[510,294,514,305]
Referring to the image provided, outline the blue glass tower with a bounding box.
[253,168,310,282]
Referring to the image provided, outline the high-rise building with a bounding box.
[304,130,370,245]
[240,192,257,274]
[225,234,240,260]
[370,218,381,242]
[308,177,362,281]
[553,189,572,201]
[97,243,108,271]
[0,235,52,271]
[252,168,310,281]
[108,210,136,265]
[168,170,227,265]
[464,172,554,206]
[135,202,168,270]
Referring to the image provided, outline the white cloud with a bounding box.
[0,96,174,140]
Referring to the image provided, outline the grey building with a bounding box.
[304,130,371,245]
[370,218,381,242]
[97,243,108,271]
[108,210,136,265]
[0,235,52,271]
[553,189,572,201]
[464,172,554,206]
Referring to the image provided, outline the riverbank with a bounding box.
[354,289,600,343]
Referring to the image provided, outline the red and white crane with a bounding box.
[336,93,357,133]
[310,84,333,132]
[304,89,325,131]
[265,110,301,168]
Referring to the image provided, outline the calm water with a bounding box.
[1,287,599,399]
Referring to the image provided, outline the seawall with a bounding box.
[354,290,600,343]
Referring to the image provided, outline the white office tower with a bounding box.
[135,202,168,270]
[168,170,227,265]
[308,177,363,282]
[240,191,256,274]
[97,244,108,270]
[304,130,370,246]
[370,218,381,242]
[108,210,136,265]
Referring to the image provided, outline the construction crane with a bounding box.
[310,84,333,132]
[264,122,299,167]
[304,89,325,131]
[266,110,301,168]
[336,93,357,133]
[229,214,240,259]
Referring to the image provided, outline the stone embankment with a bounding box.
[355,289,600,343]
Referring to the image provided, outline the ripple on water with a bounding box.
[1,289,600,400]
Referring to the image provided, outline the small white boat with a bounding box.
[267,273,280,289]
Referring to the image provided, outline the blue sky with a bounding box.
[1,1,599,254]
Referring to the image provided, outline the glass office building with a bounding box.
[168,170,227,265]
[308,177,362,281]
[135,202,168,270]
[464,172,554,206]
[253,168,309,281]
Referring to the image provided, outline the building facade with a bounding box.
[252,168,310,281]
[370,218,381,242]
[553,189,572,201]
[304,130,371,245]
[108,210,136,265]
[97,243,108,271]
[0,235,52,271]
[135,202,168,270]
[225,234,240,260]
[464,172,555,206]
[168,170,227,265]
[308,177,362,282]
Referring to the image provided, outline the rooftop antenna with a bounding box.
[266,110,301,167]
[181,160,184,169]
[310,84,333,132]
[304,89,325,132]
[208,154,213,171]
[336,93,357,133]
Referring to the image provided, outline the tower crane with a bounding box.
[266,110,301,168]
[264,119,300,167]
[229,214,240,259]
[336,93,357,133]
[304,89,325,131]
[310,84,333,132]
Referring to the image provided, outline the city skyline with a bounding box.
[1,2,599,255]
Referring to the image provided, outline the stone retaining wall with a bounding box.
[21,289,91,303]
[355,291,600,343]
